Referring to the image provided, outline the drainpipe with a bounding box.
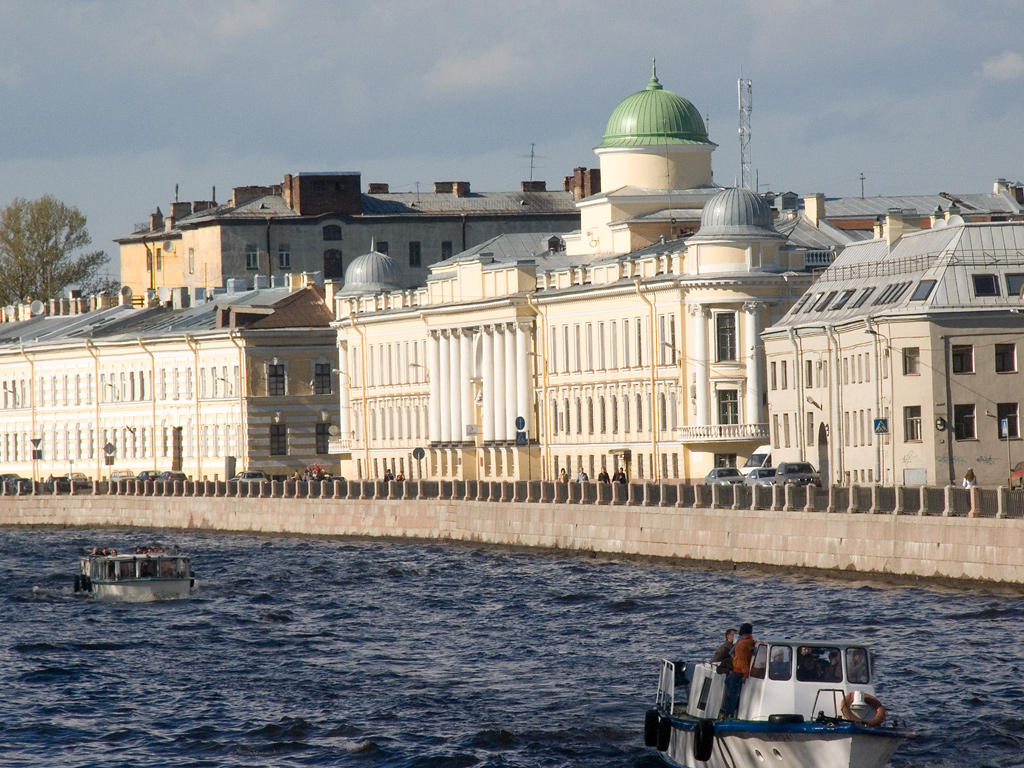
[138,337,158,473]
[865,318,884,484]
[185,334,201,479]
[526,293,550,479]
[19,346,37,481]
[826,325,842,484]
[941,335,956,486]
[229,329,247,469]
[634,279,660,482]
[265,217,273,284]
[787,328,804,461]
[85,340,101,480]
[349,312,372,477]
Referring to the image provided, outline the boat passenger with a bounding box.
[712,628,737,675]
[769,647,790,678]
[847,647,869,683]
[724,622,754,717]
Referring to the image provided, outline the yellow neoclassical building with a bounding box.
[329,69,820,482]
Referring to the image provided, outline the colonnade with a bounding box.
[688,302,764,427]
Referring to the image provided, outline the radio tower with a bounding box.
[738,77,752,190]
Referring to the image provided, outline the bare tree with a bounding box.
[0,195,111,304]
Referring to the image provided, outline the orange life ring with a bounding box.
[841,692,886,727]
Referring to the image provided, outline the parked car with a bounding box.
[109,470,136,482]
[1011,461,1024,488]
[156,471,189,483]
[1,473,32,494]
[744,467,777,486]
[44,472,92,492]
[136,470,160,482]
[740,445,772,476]
[704,467,745,485]
[773,462,822,487]
[231,470,271,484]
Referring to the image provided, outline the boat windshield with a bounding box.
[796,646,843,683]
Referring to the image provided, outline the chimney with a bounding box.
[149,207,163,231]
[171,201,192,222]
[930,206,943,227]
[565,167,600,200]
[885,208,905,248]
[282,174,293,209]
[433,181,453,194]
[192,200,215,213]
[453,181,469,197]
[368,183,390,194]
[521,180,547,192]
[873,215,885,239]
[803,194,826,226]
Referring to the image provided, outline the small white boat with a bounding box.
[74,547,195,601]
[644,637,906,768]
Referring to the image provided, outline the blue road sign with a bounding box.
[515,415,526,431]
[515,431,527,446]
[873,418,889,435]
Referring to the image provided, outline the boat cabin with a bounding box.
[683,637,876,721]
[82,554,191,582]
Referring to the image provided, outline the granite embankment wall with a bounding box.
[3,479,1024,586]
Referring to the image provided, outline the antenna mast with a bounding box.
[738,76,752,190]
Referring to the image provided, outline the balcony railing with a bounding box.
[673,423,769,443]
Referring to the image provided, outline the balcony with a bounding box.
[328,437,354,455]
[673,423,769,443]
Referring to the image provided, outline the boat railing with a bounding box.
[810,688,846,720]
[656,659,675,712]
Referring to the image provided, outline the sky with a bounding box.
[1,0,1022,278]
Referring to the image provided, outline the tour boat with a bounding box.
[74,546,195,601]
[644,637,906,768]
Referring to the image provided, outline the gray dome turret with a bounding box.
[338,247,402,295]
[695,188,783,239]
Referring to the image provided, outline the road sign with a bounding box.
[873,418,889,435]
[1003,418,1010,437]
[412,447,425,461]
[515,415,526,431]
[31,438,41,448]
[104,442,116,457]
[515,431,527,446]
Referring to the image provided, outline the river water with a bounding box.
[2,526,1023,768]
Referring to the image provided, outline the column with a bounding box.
[516,321,532,434]
[505,323,517,438]
[439,331,452,443]
[494,326,507,442]
[691,304,710,425]
[427,331,441,442]
[449,330,463,442]
[460,329,474,439]
[482,326,495,442]
[744,302,764,426]
[338,341,351,439]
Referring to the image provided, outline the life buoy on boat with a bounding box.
[656,715,672,752]
[693,718,715,762]
[841,692,886,727]
[644,709,660,747]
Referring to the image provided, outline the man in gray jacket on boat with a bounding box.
[712,628,736,676]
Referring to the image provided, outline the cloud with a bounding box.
[980,51,1024,81]
[421,43,529,95]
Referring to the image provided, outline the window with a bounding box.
[188,247,195,274]
[323,225,342,241]
[441,241,453,259]
[796,646,843,683]
[814,291,838,311]
[377,241,389,254]
[750,644,768,680]
[851,287,875,308]
[270,424,288,455]
[831,289,856,310]
[314,363,332,394]
[245,245,259,270]
[996,343,1017,373]
[951,345,974,374]
[770,361,777,390]
[996,403,1019,439]
[323,249,344,279]
[315,423,330,454]
[1006,273,1024,296]
[903,406,922,442]
[953,404,976,440]
[769,646,793,681]
[718,389,739,425]
[636,393,643,432]
[781,361,788,390]
[806,412,814,445]
[155,247,163,271]
[846,648,870,684]
[278,245,291,270]
[910,280,936,301]
[267,364,286,396]
[972,274,1000,297]
[715,313,737,362]
[409,241,421,268]
[902,347,920,375]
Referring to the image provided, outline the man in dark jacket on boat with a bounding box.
[712,628,736,675]
[724,622,754,717]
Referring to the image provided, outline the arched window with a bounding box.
[323,224,342,241]
[323,249,344,279]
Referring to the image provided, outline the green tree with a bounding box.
[0,195,112,305]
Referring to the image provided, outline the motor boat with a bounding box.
[644,637,905,768]
[74,546,195,601]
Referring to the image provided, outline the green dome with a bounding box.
[598,63,711,149]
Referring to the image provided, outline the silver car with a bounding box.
[773,462,822,487]
[704,467,745,485]
[744,467,777,486]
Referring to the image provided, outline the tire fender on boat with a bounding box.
[656,714,672,752]
[644,709,660,747]
[841,692,886,727]
[693,718,715,762]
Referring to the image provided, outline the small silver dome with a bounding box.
[695,188,782,239]
[338,249,402,295]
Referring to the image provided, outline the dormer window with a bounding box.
[972,274,1000,297]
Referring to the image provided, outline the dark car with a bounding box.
[44,472,92,493]
[1,473,33,494]
[773,462,822,487]
[704,467,745,485]
[136,470,160,482]
[156,471,189,483]
[744,467,777,486]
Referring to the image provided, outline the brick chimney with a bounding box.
[368,183,390,194]
[521,180,547,192]
[149,207,164,231]
[564,167,601,200]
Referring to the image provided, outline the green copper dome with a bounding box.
[598,62,711,149]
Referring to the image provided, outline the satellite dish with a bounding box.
[162,240,175,253]
[328,425,340,437]
[120,285,133,300]
[157,286,171,303]
[30,300,45,316]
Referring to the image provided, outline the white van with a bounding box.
[740,445,772,476]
